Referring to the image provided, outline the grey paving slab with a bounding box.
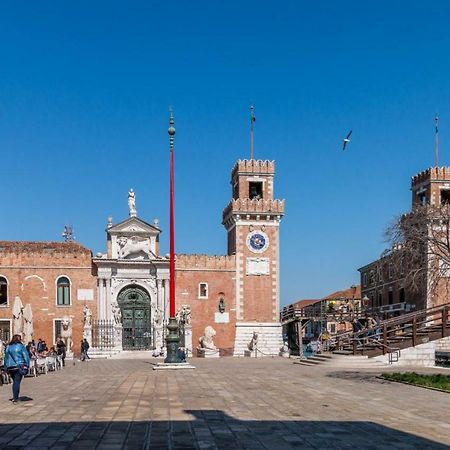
[0,358,449,449]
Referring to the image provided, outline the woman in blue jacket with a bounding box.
[4,334,30,403]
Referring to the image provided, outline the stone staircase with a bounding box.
[334,302,450,366]
[293,353,390,368]
[234,322,284,357]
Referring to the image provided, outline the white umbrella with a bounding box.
[12,296,24,336]
[23,303,33,344]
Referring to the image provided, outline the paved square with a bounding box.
[0,357,449,449]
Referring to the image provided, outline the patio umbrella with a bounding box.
[12,296,24,336]
[23,303,33,344]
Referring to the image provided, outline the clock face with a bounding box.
[247,231,269,253]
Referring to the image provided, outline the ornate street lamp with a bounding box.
[164,109,185,364]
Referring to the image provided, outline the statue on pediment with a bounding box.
[128,189,137,217]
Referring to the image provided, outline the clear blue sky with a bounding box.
[1,1,449,306]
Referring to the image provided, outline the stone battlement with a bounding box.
[411,167,450,186]
[0,241,92,265]
[176,254,235,270]
[222,198,285,217]
[231,159,275,177]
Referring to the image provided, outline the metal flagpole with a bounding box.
[435,115,439,167]
[164,108,184,364]
[250,105,255,160]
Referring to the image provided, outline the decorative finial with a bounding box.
[168,107,176,150]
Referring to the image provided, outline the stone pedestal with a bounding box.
[234,322,283,357]
[83,326,92,346]
[184,325,193,356]
[154,324,164,351]
[197,348,220,358]
[113,324,123,352]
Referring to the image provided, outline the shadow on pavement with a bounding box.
[0,410,448,449]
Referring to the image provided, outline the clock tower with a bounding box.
[222,159,285,355]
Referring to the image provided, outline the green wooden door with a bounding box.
[118,286,152,350]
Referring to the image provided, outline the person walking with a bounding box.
[4,334,30,403]
[56,338,66,367]
[80,339,90,361]
[82,339,91,360]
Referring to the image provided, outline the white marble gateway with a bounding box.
[92,211,170,353]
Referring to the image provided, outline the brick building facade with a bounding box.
[0,158,285,356]
[359,166,450,316]
[0,242,96,353]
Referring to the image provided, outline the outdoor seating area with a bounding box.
[0,338,65,386]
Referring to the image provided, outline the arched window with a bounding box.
[198,282,208,299]
[57,277,71,306]
[0,277,8,306]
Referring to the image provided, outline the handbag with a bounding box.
[8,348,29,376]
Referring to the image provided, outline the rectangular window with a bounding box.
[362,273,368,287]
[0,320,11,342]
[399,288,405,303]
[441,189,450,205]
[378,293,382,307]
[57,286,70,305]
[388,290,394,305]
[198,283,208,299]
[54,319,62,344]
[249,182,263,200]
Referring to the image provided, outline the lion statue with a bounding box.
[248,331,258,351]
[60,316,73,352]
[198,326,216,350]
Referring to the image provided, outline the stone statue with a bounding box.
[60,316,73,352]
[198,326,216,350]
[112,303,122,325]
[83,305,92,327]
[280,341,290,357]
[176,304,191,325]
[153,305,162,325]
[128,189,137,217]
[248,331,258,351]
[117,237,153,259]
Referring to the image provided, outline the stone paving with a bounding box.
[0,357,449,449]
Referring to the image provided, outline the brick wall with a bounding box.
[0,242,97,352]
[175,254,236,351]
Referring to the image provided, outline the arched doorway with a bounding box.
[117,285,152,350]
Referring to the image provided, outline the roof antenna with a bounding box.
[62,225,75,242]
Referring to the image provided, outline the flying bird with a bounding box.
[342,130,352,151]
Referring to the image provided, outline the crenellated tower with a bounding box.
[222,159,285,355]
[411,167,450,207]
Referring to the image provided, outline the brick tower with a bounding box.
[222,159,285,355]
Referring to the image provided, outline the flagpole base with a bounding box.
[164,316,185,364]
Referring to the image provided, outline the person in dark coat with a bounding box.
[56,338,66,367]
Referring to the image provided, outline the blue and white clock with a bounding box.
[246,230,269,253]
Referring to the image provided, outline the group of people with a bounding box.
[25,337,67,367]
[352,314,382,340]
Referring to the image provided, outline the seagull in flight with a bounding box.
[342,130,352,151]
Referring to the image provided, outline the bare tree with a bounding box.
[385,203,450,300]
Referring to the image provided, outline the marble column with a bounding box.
[105,279,112,321]
[98,279,106,320]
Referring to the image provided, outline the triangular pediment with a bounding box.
[108,217,161,236]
